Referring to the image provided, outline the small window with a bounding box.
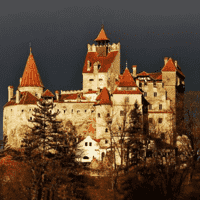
[125,97,129,102]
[119,127,121,130]
[35,93,38,97]
[85,110,87,112]
[153,82,156,87]
[149,104,152,110]
[29,109,31,112]
[98,64,101,70]
[91,110,94,113]
[99,79,103,81]
[85,142,88,146]
[139,82,142,87]
[159,104,162,110]
[77,110,80,114]
[105,128,108,132]
[11,109,12,112]
[149,118,153,124]
[161,133,165,140]
[30,117,32,120]
[22,110,24,112]
[89,79,94,81]
[154,92,157,97]
[88,89,92,91]
[89,142,92,146]
[98,113,100,118]
[57,109,59,112]
[144,82,147,86]
[162,83,164,88]
[120,110,124,116]
[105,139,108,144]
[144,92,147,97]
[100,89,102,92]
[107,113,110,117]
[83,156,89,159]
[158,118,163,123]
[71,109,73,113]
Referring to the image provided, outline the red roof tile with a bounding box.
[41,89,55,97]
[162,58,176,72]
[117,68,137,87]
[112,88,142,94]
[20,48,44,87]
[137,71,149,76]
[94,138,101,142]
[156,74,162,80]
[82,51,118,73]
[94,25,110,41]
[95,87,112,105]
[148,72,162,80]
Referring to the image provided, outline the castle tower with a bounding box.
[18,47,45,98]
[82,25,121,94]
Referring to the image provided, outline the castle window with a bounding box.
[98,65,101,70]
[159,104,162,110]
[22,110,24,112]
[88,89,92,91]
[89,79,94,81]
[149,118,153,124]
[100,89,102,92]
[144,82,147,86]
[125,97,129,103]
[35,93,38,97]
[99,79,103,81]
[144,92,147,97]
[158,118,163,123]
[83,156,89,159]
[149,104,152,110]
[89,142,92,146]
[77,110,80,114]
[139,82,142,87]
[107,113,110,117]
[162,83,164,88]
[30,117,32,120]
[153,82,156,87]
[91,110,94,113]
[29,109,31,112]
[98,113,100,118]
[85,110,87,112]
[161,133,165,140]
[105,128,108,132]
[85,142,88,146]
[71,109,73,113]
[64,110,66,114]
[119,127,121,130]
[154,92,157,97]
[105,139,108,144]
[120,110,124,116]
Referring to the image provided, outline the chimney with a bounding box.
[55,90,59,101]
[8,86,14,102]
[164,57,168,65]
[19,77,22,85]
[175,60,177,68]
[132,65,137,77]
[16,90,20,104]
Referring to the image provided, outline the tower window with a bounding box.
[89,79,94,81]
[105,139,108,144]
[77,110,80,114]
[144,82,147,86]
[107,113,110,117]
[144,92,147,97]
[159,104,162,110]
[85,142,88,146]
[89,142,92,146]
[120,110,124,116]
[83,156,89,159]
[85,110,87,112]
[154,92,157,97]
[98,65,101,70]
[99,79,103,81]
[22,110,24,112]
[158,118,163,123]
[149,118,153,124]
[98,113,100,118]
[153,82,156,87]
[149,104,152,110]
[100,89,102,92]
[30,117,32,120]
[105,128,108,132]
[139,82,142,87]
[71,109,73,113]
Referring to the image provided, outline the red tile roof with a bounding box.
[112,88,142,94]
[82,51,118,73]
[156,74,162,80]
[148,72,162,80]
[20,48,44,87]
[4,91,40,107]
[41,89,55,97]
[94,138,101,143]
[117,68,137,87]
[95,87,112,105]
[162,58,185,77]
[137,71,149,76]
[94,25,110,41]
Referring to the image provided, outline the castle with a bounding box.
[3,25,185,162]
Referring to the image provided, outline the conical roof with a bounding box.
[94,24,110,42]
[20,47,44,87]
[95,87,112,105]
[117,68,137,87]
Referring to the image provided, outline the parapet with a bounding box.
[87,42,120,53]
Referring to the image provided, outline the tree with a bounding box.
[3,98,81,200]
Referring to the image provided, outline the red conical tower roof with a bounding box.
[95,87,112,105]
[94,24,110,42]
[117,67,137,87]
[20,47,44,87]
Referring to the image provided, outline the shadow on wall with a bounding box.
[0,140,3,150]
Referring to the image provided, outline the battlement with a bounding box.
[61,90,83,94]
[87,42,120,53]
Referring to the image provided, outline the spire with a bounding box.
[29,42,32,55]
[20,47,44,87]
[94,24,110,42]
[126,60,128,69]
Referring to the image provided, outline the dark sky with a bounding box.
[1,0,200,140]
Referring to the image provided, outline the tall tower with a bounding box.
[18,47,45,98]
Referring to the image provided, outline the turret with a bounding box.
[8,86,14,102]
